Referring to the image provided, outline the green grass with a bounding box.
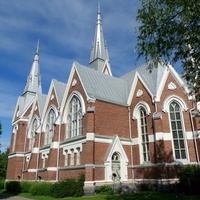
[17,192,200,200]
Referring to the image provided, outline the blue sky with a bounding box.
[0,1,182,152]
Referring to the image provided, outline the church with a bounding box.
[6,4,200,193]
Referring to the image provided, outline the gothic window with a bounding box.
[169,101,187,160]
[29,118,37,150]
[67,96,82,138]
[45,109,56,145]
[140,107,150,162]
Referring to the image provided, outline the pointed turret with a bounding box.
[89,3,112,75]
[23,40,42,96]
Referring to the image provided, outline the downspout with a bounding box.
[189,103,200,164]
[152,97,158,163]
[35,119,42,181]
[56,108,61,182]
[128,106,134,183]
[22,122,29,180]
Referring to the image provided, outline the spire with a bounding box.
[23,40,42,96]
[89,3,111,75]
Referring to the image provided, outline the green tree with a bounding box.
[0,148,9,179]
[136,0,200,99]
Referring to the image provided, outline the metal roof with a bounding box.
[75,62,128,106]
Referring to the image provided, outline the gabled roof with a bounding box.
[37,92,47,116]
[121,61,167,96]
[52,79,66,105]
[75,62,128,106]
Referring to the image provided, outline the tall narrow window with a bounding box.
[70,149,74,166]
[140,107,150,162]
[170,101,186,159]
[76,148,81,165]
[65,150,68,166]
[45,109,56,145]
[29,118,37,149]
[67,96,82,138]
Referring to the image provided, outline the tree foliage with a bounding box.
[136,0,200,99]
[0,148,9,179]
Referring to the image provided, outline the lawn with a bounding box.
[18,192,200,200]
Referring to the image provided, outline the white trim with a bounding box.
[127,72,154,105]
[62,91,86,124]
[133,101,151,119]
[162,95,188,112]
[8,153,25,158]
[51,141,59,148]
[86,132,95,141]
[27,169,37,172]
[47,167,57,171]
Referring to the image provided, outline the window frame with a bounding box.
[169,101,188,161]
[45,108,56,145]
[66,95,83,138]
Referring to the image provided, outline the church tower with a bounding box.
[89,3,112,75]
[22,40,42,111]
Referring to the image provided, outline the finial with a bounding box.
[98,1,100,14]
[36,39,40,55]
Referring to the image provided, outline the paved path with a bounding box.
[0,193,32,200]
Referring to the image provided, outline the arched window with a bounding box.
[45,109,56,145]
[29,118,37,149]
[67,96,82,138]
[139,107,150,162]
[169,101,187,159]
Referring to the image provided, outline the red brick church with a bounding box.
[6,4,200,194]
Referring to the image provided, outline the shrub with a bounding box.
[6,181,21,193]
[51,173,85,198]
[95,185,114,195]
[178,165,200,194]
[31,182,52,196]
[20,181,33,193]
[0,179,5,189]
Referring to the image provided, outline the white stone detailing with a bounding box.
[136,89,143,97]
[51,141,59,149]
[186,131,194,140]
[86,133,95,141]
[131,138,139,145]
[34,106,37,111]
[8,153,25,158]
[72,79,77,86]
[50,94,54,100]
[32,147,39,153]
[168,82,177,90]
[27,169,37,172]
[47,167,57,171]
[197,101,200,112]
[62,142,82,154]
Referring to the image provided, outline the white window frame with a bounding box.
[169,101,188,161]
[163,96,189,162]
[67,95,83,138]
[133,101,151,164]
[29,118,37,150]
[45,108,56,145]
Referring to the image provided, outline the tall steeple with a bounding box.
[89,3,112,75]
[23,40,42,96]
